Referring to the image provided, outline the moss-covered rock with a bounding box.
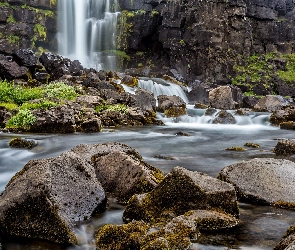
[123,166,239,225]
[157,95,186,118]
[0,151,106,244]
[218,158,295,208]
[280,121,295,130]
[273,139,295,155]
[95,221,149,250]
[8,137,38,149]
[71,142,165,204]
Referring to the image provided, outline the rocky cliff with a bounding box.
[0,0,57,54]
[118,0,295,84]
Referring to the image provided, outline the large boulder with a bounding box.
[13,49,38,68]
[270,106,295,126]
[0,60,28,80]
[254,95,290,112]
[123,166,239,224]
[71,142,165,203]
[218,158,295,208]
[273,139,295,155]
[209,86,238,110]
[0,151,106,244]
[157,95,186,117]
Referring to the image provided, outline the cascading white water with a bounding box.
[138,78,189,103]
[58,0,119,71]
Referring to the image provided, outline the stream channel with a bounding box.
[1,103,295,249]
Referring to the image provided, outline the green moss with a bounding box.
[225,146,246,151]
[0,102,18,110]
[34,23,46,41]
[95,104,128,114]
[7,14,16,23]
[164,106,186,118]
[6,109,36,130]
[244,142,260,148]
[7,35,20,44]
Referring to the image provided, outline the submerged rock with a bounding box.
[123,166,239,224]
[71,142,165,203]
[96,221,148,250]
[218,158,295,208]
[9,138,38,149]
[0,151,106,244]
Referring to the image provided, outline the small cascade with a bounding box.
[138,77,189,103]
[58,0,119,71]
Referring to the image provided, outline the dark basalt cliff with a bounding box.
[0,0,57,54]
[118,0,295,83]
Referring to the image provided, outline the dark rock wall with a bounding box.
[119,0,295,83]
[0,0,57,54]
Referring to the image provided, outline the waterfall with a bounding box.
[57,0,119,71]
[138,78,189,103]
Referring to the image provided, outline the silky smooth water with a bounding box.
[1,107,295,249]
[58,0,119,71]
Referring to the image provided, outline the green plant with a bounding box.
[34,23,46,40]
[7,14,16,23]
[95,104,128,114]
[20,99,57,110]
[44,82,77,100]
[0,102,18,110]
[6,109,36,130]
[7,35,20,44]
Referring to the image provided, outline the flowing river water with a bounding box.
[1,101,295,249]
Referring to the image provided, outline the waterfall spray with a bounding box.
[58,0,119,71]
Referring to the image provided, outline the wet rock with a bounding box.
[121,75,138,87]
[270,106,295,126]
[71,142,165,203]
[31,105,76,133]
[205,108,217,116]
[274,139,295,155]
[209,86,237,110]
[275,225,295,250]
[0,151,106,244]
[194,103,208,109]
[254,95,289,112]
[225,146,246,151]
[0,60,28,81]
[157,95,186,117]
[244,142,260,148]
[95,221,149,250]
[212,111,236,124]
[175,131,190,136]
[280,121,295,130]
[123,166,239,224]
[13,49,38,68]
[79,118,102,133]
[242,96,260,109]
[218,158,295,208]
[134,88,156,113]
[9,138,38,149]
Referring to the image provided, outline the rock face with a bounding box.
[218,158,295,208]
[0,151,106,244]
[0,1,57,54]
[71,142,165,203]
[123,166,239,224]
[119,0,295,83]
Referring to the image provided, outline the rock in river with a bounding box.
[0,151,106,244]
[123,166,239,224]
[218,158,295,208]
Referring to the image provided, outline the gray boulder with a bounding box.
[123,166,239,224]
[218,158,295,208]
[209,86,237,110]
[157,95,186,117]
[212,110,236,124]
[0,151,106,244]
[254,95,290,112]
[71,142,165,203]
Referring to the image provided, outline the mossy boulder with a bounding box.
[273,139,295,155]
[157,95,186,118]
[9,138,38,149]
[71,142,165,203]
[218,158,295,208]
[121,75,138,87]
[95,221,149,250]
[123,166,239,225]
[0,151,106,244]
[280,121,295,130]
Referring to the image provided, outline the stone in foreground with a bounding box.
[0,152,106,244]
[123,166,239,224]
[71,142,165,203]
[218,158,295,208]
